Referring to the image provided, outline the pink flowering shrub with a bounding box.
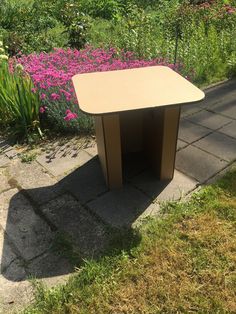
[64,109,78,121]
[15,46,179,133]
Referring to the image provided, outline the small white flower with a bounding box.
[16,63,24,71]
[0,48,5,53]
[0,55,8,60]
[0,41,3,47]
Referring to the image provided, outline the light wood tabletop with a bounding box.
[72,66,205,115]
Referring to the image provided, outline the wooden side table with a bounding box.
[72,66,205,189]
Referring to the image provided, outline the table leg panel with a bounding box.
[95,114,123,189]
[144,106,180,180]
[160,106,181,179]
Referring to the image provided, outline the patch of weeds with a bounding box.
[27,279,70,314]
[20,151,37,163]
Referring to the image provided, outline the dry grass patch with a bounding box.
[23,167,236,314]
[107,211,236,314]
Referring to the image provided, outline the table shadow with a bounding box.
[1,155,171,283]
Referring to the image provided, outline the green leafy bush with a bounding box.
[55,1,91,50]
[111,5,158,58]
[1,0,235,87]
[0,0,236,141]
[79,0,120,19]
[89,0,236,84]
[0,0,66,55]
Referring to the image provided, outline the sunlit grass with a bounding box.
[23,167,236,314]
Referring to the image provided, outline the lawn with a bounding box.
[23,166,236,313]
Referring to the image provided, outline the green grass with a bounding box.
[22,166,236,314]
[0,61,42,140]
[20,151,37,163]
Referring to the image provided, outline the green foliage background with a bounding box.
[1,0,236,84]
[0,0,236,140]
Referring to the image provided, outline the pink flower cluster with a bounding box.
[14,46,178,119]
[224,5,236,14]
[64,109,78,121]
[39,106,46,113]
[198,1,236,15]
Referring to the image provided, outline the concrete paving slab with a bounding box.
[0,226,30,311]
[205,161,236,185]
[83,142,98,157]
[186,110,232,130]
[2,258,26,282]
[7,160,61,205]
[194,132,236,162]
[178,119,212,143]
[132,203,161,227]
[0,227,18,274]
[0,138,12,154]
[130,170,197,201]
[180,103,203,118]
[200,79,236,109]
[40,194,108,257]
[27,251,73,281]
[0,189,54,261]
[177,139,189,151]
[60,157,108,204]
[175,145,228,182]
[0,228,27,285]
[37,146,92,178]
[210,99,236,120]
[0,155,10,168]
[87,185,157,228]
[0,276,32,314]
[218,120,236,139]
[0,169,10,193]
[4,149,18,160]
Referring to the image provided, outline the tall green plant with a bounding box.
[0,60,42,140]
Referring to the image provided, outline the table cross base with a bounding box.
[95,106,180,189]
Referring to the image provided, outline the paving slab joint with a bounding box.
[81,200,116,230]
[180,159,236,187]
[191,143,231,163]
[127,178,157,202]
[19,189,58,232]
[24,248,52,265]
[5,176,57,231]
[69,186,109,206]
[35,159,59,180]
[181,107,205,119]
[182,118,234,152]
[201,159,236,185]
[180,119,215,143]
[204,108,236,121]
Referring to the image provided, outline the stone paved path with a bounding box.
[0,79,236,313]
